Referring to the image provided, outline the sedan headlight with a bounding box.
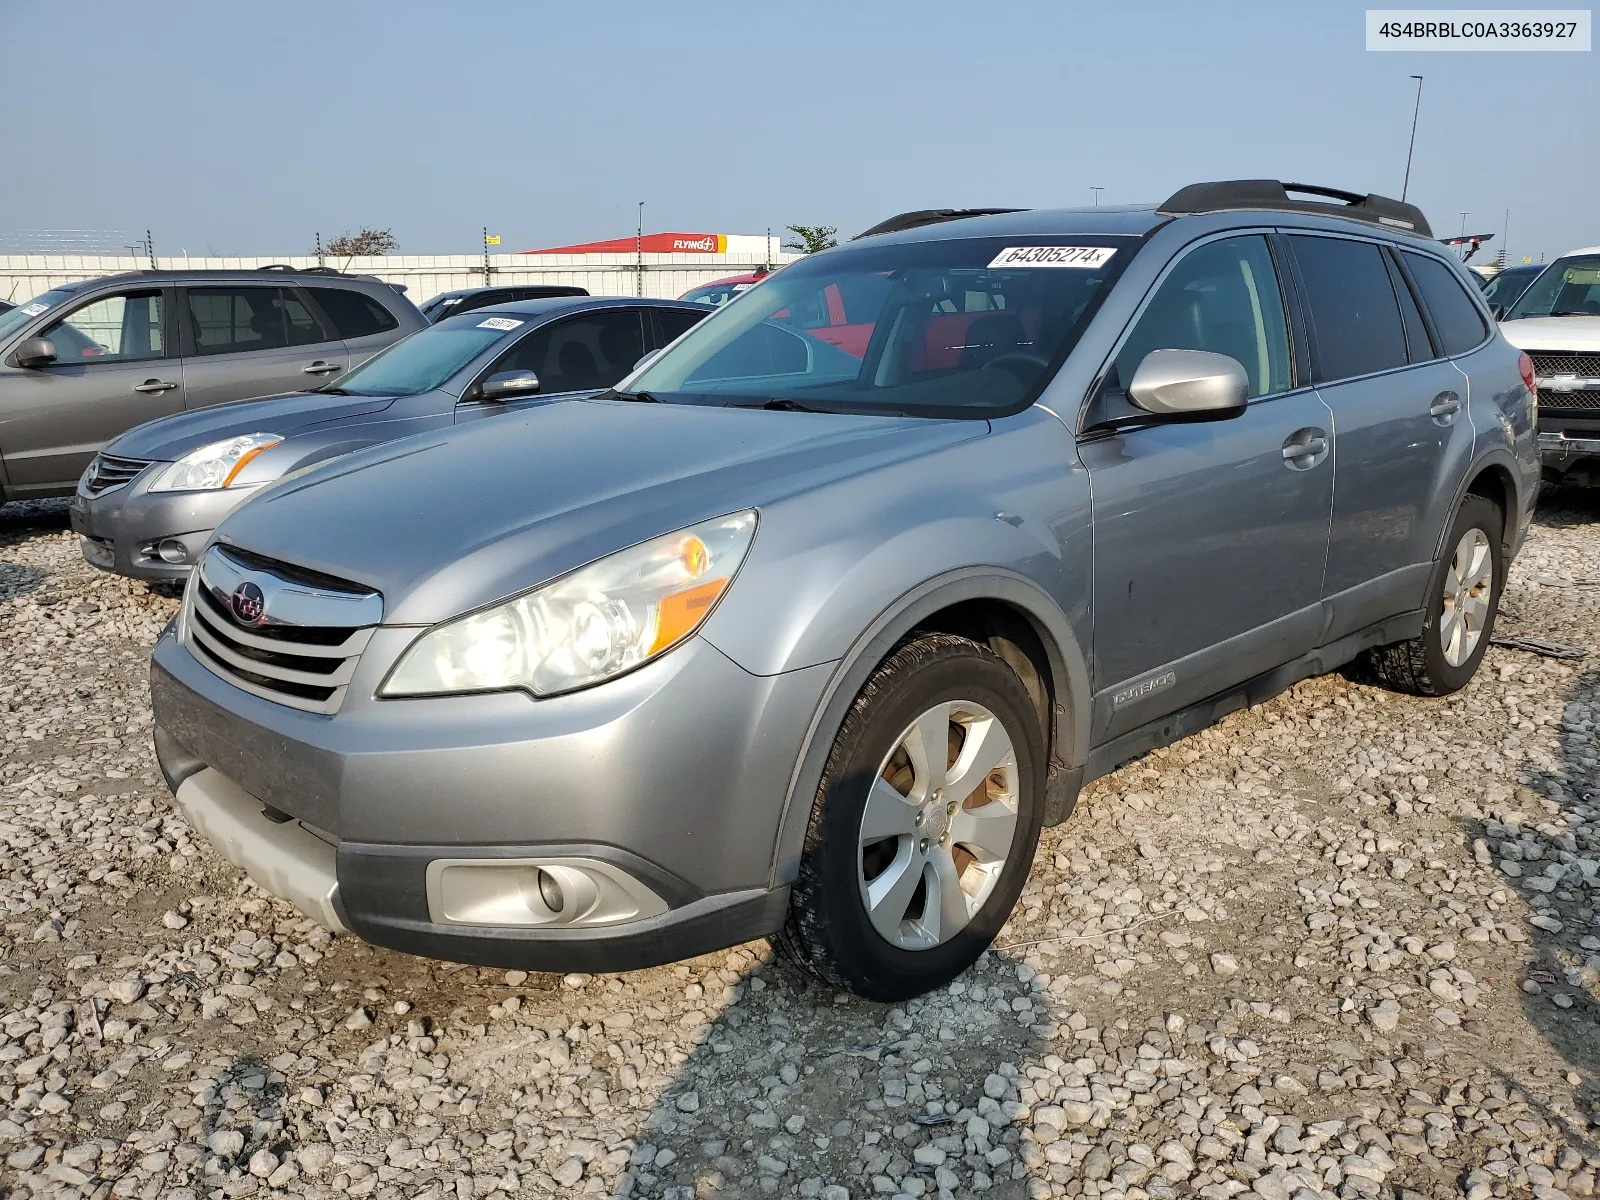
[382,510,757,698]
[149,433,282,492]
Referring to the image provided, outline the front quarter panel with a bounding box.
[699,408,1089,678]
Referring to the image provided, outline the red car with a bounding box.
[678,271,769,307]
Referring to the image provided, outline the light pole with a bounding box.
[636,201,644,297]
[1090,187,1104,207]
[1401,75,1423,201]
[1459,212,1469,237]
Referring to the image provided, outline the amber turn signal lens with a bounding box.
[649,577,728,655]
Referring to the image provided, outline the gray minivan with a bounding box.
[0,268,423,499]
[149,180,1538,1000]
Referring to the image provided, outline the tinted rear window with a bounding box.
[1403,253,1489,356]
[1289,236,1408,382]
[308,287,400,339]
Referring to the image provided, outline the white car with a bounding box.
[1498,246,1600,487]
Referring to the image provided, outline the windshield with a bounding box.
[1481,265,1542,309]
[331,314,521,395]
[681,279,761,307]
[0,286,82,344]
[1505,255,1600,319]
[631,236,1135,417]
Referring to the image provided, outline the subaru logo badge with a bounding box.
[230,581,266,625]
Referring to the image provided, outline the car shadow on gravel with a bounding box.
[597,949,1045,1199]
[1462,661,1600,1142]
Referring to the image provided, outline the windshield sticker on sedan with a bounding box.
[19,302,49,316]
[987,246,1117,269]
[476,317,523,331]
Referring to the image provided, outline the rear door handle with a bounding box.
[1429,391,1461,419]
[133,379,179,394]
[302,361,342,375]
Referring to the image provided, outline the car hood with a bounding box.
[215,398,986,625]
[108,391,404,461]
[1498,316,1600,352]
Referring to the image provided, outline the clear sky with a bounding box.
[0,0,1593,262]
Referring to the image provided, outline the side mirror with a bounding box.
[479,370,540,401]
[1488,302,1506,320]
[15,336,57,369]
[633,349,662,372]
[1127,348,1248,418]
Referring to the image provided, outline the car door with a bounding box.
[303,284,403,371]
[0,286,183,494]
[454,308,649,427]
[178,284,347,408]
[1079,233,1334,741]
[1286,234,1475,641]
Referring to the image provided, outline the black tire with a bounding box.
[1362,494,1505,697]
[774,634,1046,1001]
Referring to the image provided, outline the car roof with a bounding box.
[65,268,395,288]
[1557,245,1600,257]
[432,284,587,299]
[463,295,705,319]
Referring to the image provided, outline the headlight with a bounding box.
[149,433,282,492]
[381,510,757,698]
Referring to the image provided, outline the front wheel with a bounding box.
[775,634,1046,1001]
[1361,493,1505,696]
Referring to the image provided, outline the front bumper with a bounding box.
[150,623,829,972]
[71,476,260,581]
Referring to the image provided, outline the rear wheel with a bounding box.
[1361,493,1504,696]
[775,634,1045,1001]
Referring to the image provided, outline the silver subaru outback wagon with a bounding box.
[148,180,1538,1001]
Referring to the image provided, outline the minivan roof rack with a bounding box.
[853,208,1027,240]
[1157,180,1433,238]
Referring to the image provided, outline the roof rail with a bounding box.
[1157,180,1432,238]
[255,263,343,274]
[853,208,1027,240]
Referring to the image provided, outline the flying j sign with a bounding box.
[523,233,732,255]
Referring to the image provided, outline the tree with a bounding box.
[325,227,398,258]
[783,225,838,254]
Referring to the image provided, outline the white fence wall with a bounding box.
[0,251,800,307]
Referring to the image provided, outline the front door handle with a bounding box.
[1429,391,1461,420]
[1282,431,1328,464]
[133,379,179,394]
[302,361,342,375]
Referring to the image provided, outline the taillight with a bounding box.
[1518,351,1537,401]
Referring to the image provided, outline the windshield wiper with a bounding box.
[606,389,661,402]
[317,386,350,395]
[732,398,829,413]
[1548,310,1598,318]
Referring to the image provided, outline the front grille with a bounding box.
[181,546,382,715]
[1531,352,1600,415]
[83,453,152,496]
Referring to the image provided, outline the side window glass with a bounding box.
[42,291,165,362]
[306,287,399,339]
[1385,252,1436,363]
[1113,235,1291,399]
[282,290,325,347]
[1402,253,1490,357]
[1288,236,1408,382]
[656,308,707,346]
[495,312,646,393]
[187,287,320,356]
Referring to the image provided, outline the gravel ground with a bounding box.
[3,492,1600,1200]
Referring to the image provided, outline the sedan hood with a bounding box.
[108,391,402,461]
[1499,316,1600,352]
[215,398,985,624]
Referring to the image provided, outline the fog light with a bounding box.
[537,869,565,914]
[157,539,189,565]
[425,857,668,928]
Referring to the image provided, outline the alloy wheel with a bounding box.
[857,700,1020,950]
[1441,527,1493,667]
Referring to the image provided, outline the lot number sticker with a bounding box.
[20,302,49,316]
[987,246,1117,269]
[477,317,523,330]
